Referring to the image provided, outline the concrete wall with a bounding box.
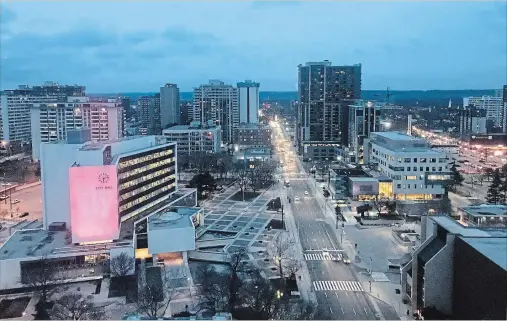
[148,226,196,255]
[423,234,455,315]
[0,258,21,290]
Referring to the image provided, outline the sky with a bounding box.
[0,1,506,93]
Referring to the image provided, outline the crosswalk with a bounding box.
[313,281,364,292]
[304,253,343,261]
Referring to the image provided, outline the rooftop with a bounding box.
[79,136,156,151]
[349,176,377,182]
[0,229,70,260]
[148,207,200,231]
[461,204,507,217]
[373,131,422,142]
[431,215,507,238]
[164,124,219,131]
[460,236,507,271]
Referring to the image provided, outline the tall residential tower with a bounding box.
[297,61,361,161]
[237,80,260,124]
[160,83,180,128]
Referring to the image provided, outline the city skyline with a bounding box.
[1,1,506,92]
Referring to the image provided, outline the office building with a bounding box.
[163,121,221,155]
[31,97,124,160]
[348,100,382,164]
[458,106,487,138]
[368,132,451,201]
[463,95,503,131]
[0,134,203,291]
[237,80,260,124]
[297,61,361,160]
[160,83,181,128]
[234,123,272,150]
[139,94,161,135]
[0,82,85,143]
[401,215,506,320]
[192,80,238,144]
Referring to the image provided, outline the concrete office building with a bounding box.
[297,61,361,161]
[368,132,451,201]
[237,80,260,124]
[139,94,161,135]
[234,123,272,150]
[0,133,203,291]
[160,83,181,128]
[31,97,124,160]
[464,95,503,130]
[163,121,221,155]
[401,215,506,320]
[348,100,382,164]
[192,80,238,144]
[0,82,85,143]
[458,106,487,138]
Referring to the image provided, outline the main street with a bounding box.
[271,121,377,320]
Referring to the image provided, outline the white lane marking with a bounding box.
[324,229,337,250]
[341,307,344,314]
[329,307,333,314]
[313,281,364,292]
[324,292,328,298]
[364,307,368,314]
[353,308,357,315]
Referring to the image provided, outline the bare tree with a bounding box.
[176,154,189,180]
[50,293,107,320]
[215,153,233,179]
[271,232,296,286]
[189,152,215,173]
[196,265,232,314]
[23,255,57,304]
[134,267,177,318]
[110,252,135,278]
[233,163,249,194]
[241,274,284,319]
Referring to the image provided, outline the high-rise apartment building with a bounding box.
[458,106,487,138]
[348,100,382,164]
[237,80,260,124]
[160,83,180,128]
[31,97,124,160]
[297,61,361,160]
[463,95,503,131]
[0,82,85,143]
[503,85,507,133]
[139,94,161,135]
[193,80,238,144]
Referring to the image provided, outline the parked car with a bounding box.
[19,212,29,218]
[11,199,20,204]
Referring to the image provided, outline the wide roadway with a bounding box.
[286,178,376,320]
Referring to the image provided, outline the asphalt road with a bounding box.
[271,121,376,320]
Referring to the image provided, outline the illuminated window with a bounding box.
[406,176,417,180]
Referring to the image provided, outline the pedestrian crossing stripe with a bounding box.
[304,253,343,261]
[313,281,364,292]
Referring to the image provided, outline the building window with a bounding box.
[413,158,418,163]
[397,184,401,188]
[413,167,417,171]
[404,158,411,163]
[406,176,417,180]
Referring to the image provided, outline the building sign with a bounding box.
[69,165,119,244]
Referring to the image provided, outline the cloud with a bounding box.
[0,5,17,24]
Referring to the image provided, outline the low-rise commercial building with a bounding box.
[328,166,392,200]
[234,123,272,150]
[457,204,507,227]
[401,215,506,320]
[368,132,451,201]
[163,121,221,155]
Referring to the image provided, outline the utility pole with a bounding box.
[281,204,284,230]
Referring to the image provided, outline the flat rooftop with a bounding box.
[431,215,507,238]
[461,205,507,217]
[148,207,200,231]
[164,124,219,131]
[349,177,377,182]
[0,229,69,260]
[79,135,158,151]
[460,236,507,271]
[373,131,422,141]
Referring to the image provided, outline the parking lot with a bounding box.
[0,184,42,220]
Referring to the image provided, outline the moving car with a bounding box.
[304,191,309,195]
[19,212,29,218]
[322,249,331,259]
[342,253,351,264]
[294,196,300,201]
[11,199,20,204]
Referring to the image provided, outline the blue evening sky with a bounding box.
[1,1,505,92]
